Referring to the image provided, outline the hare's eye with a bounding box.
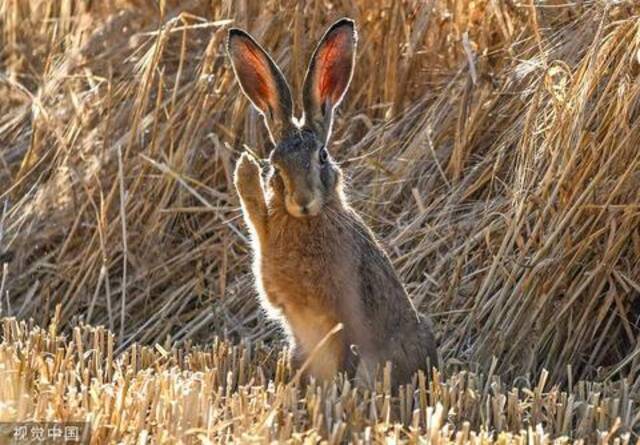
[319,147,328,165]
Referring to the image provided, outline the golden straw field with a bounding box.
[1,0,640,443]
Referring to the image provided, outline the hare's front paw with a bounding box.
[234,153,262,198]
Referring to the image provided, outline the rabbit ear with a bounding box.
[227,28,294,143]
[302,18,357,145]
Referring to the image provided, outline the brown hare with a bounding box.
[227,18,438,385]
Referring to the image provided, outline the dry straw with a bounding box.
[0,315,636,443]
[1,0,640,442]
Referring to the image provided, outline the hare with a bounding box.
[227,18,438,385]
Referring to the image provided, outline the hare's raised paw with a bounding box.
[233,153,268,238]
[234,153,262,197]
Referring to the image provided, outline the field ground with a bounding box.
[1,0,640,443]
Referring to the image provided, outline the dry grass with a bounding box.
[1,0,640,442]
[0,315,637,443]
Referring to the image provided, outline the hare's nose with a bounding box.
[300,198,321,216]
[285,194,320,218]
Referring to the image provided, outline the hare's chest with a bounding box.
[259,228,353,309]
[261,244,331,305]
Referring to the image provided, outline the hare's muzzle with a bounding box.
[285,194,322,218]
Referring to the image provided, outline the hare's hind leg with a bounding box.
[234,153,268,242]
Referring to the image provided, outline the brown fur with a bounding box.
[228,19,438,385]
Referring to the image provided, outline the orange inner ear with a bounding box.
[315,31,352,106]
[235,40,277,114]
